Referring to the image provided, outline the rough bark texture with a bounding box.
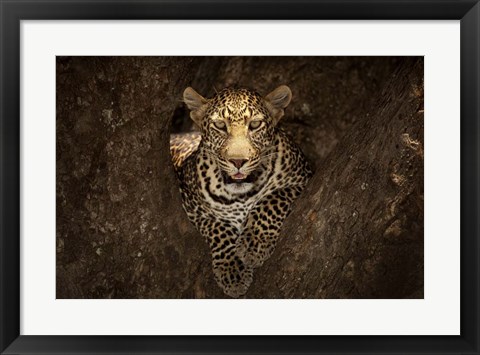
[57,56,423,299]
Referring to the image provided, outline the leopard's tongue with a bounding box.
[224,171,257,184]
[232,173,246,180]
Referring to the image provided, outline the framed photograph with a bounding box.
[1,0,478,354]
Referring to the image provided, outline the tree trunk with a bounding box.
[56,56,423,299]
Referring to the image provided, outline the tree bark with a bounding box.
[57,56,423,299]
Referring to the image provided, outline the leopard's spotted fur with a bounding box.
[170,86,312,297]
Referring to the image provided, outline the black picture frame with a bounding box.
[1,1,478,354]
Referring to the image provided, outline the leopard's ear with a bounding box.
[183,87,208,125]
[264,85,292,124]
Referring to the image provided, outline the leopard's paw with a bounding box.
[241,241,275,268]
[235,235,250,262]
[213,258,253,298]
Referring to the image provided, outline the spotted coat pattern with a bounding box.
[170,87,312,297]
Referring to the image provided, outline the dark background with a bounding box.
[56,56,423,298]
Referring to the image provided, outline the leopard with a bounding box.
[170,85,312,298]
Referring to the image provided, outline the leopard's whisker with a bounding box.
[260,152,278,158]
[262,146,277,154]
[259,153,278,161]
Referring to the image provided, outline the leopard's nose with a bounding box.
[229,159,248,169]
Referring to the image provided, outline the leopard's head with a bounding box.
[183,86,292,191]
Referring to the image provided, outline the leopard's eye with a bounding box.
[213,121,227,130]
[249,120,262,130]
